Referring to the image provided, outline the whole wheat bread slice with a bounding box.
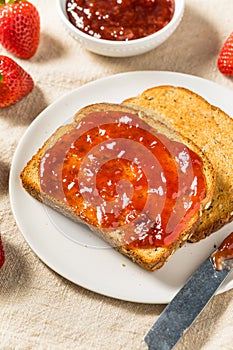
[123,86,233,242]
[20,103,215,270]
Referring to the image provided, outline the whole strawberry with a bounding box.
[218,32,233,76]
[0,235,5,269]
[0,0,40,59]
[0,55,34,108]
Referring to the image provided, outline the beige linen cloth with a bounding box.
[1,0,233,349]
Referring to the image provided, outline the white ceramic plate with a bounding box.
[9,71,233,304]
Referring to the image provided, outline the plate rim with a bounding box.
[9,70,233,304]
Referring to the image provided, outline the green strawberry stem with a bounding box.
[0,0,24,4]
[0,73,2,82]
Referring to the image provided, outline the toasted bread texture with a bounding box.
[123,86,233,242]
[20,103,215,271]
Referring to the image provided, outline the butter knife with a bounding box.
[145,232,233,350]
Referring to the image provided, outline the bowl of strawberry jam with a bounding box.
[57,0,184,57]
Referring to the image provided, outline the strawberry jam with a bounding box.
[40,110,206,248]
[66,0,175,41]
[211,232,233,270]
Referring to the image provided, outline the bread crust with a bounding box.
[20,102,215,270]
[123,85,233,242]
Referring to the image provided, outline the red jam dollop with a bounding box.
[211,232,233,271]
[66,0,175,41]
[40,110,206,248]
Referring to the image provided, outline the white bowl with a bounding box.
[56,0,185,57]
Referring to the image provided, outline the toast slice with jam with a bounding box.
[20,103,215,270]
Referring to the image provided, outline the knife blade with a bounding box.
[145,232,233,350]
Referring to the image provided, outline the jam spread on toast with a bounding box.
[66,0,175,41]
[40,110,206,248]
[211,232,233,270]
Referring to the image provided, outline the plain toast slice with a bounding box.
[123,86,233,242]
